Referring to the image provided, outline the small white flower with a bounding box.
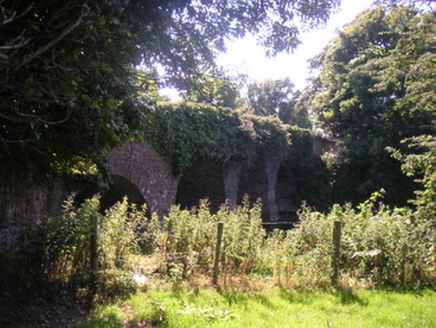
[133,272,146,285]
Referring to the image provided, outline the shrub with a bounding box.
[270,193,435,288]
[42,195,148,297]
[143,197,266,284]
[34,191,435,298]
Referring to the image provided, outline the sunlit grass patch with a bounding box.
[82,288,436,327]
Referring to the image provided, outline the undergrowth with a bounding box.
[6,191,435,302]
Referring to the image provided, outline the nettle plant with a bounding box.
[42,195,148,296]
[41,192,434,293]
[272,193,435,288]
[144,197,266,283]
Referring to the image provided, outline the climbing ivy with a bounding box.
[144,102,293,174]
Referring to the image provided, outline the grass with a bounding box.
[82,287,436,327]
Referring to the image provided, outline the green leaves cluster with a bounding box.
[264,196,434,288]
[1,0,152,171]
[247,78,294,116]
[390,135,436,221]
[308,5,436,205]
[145,102,292,174]
[144,193,434,289]
[42,195,147,297]
[20,190,435,295]
[144,197,266,282]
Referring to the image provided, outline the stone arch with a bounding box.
[74,174,150,216]
[176,160,226,212]
[108,140,180,217]
[101,175,149,214]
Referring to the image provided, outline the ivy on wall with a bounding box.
[144,102,298,175]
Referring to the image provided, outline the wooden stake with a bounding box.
[332,220,342,286]
[213,222,224,287]
[90,214,99,296]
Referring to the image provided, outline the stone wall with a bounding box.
[176,161,226,212]
[176,156,295,220]
[0,140,180,253]
[0,172,77,253]
[108,140,180,217]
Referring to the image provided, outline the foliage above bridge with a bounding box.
[144,102,308,175]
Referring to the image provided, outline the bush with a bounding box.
[143,197,266,284]
[18,191,433,300]
[267,192,435,288]
[42,195,148,297]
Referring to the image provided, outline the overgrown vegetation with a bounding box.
[308,5,436,205]
[144,103,292,174]
[42,195,148,299]
[18,189,432,302]
[0,0,340,173]
[1,1,436,325]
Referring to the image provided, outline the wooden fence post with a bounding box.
[213,222,224,287]
[332,220,342,286]
[432,221,436,268]
[90,214,99,296]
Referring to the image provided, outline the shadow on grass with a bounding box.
[277,287,369,307]
[218,290,276,310]
[277,287,319,305]
[334,290,368,306]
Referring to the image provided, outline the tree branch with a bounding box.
[0,38,30,50]
[0,3,34,26]
[13,5,90,72]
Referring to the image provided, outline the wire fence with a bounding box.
[98,219,340,288]
[37,197,436,295]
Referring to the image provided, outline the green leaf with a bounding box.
[112,17,121,26]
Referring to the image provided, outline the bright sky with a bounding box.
[216,0,375,91]
[160,0,375,100]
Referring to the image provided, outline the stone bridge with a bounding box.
[1,136,335,254]
[107,140,288,220]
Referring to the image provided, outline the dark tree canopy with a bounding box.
[308,5,436,205]
[0,0,340,173]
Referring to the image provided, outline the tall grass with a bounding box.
[35,190,435,299]
[141,192,435,289]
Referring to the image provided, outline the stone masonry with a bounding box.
[108,140,180,217]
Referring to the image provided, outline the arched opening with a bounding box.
[176,161,225,212]
[275,165,298,221]
[76,175,150,218]
[102,175,149,214]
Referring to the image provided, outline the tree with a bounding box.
[278,90,313,129]
[184,73,241,108]
[0,0,340,173]
[247,78,295,116]
[389,134,436,221]
[308,6,436,205]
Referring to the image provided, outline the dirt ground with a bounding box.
[0,303,87,327]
